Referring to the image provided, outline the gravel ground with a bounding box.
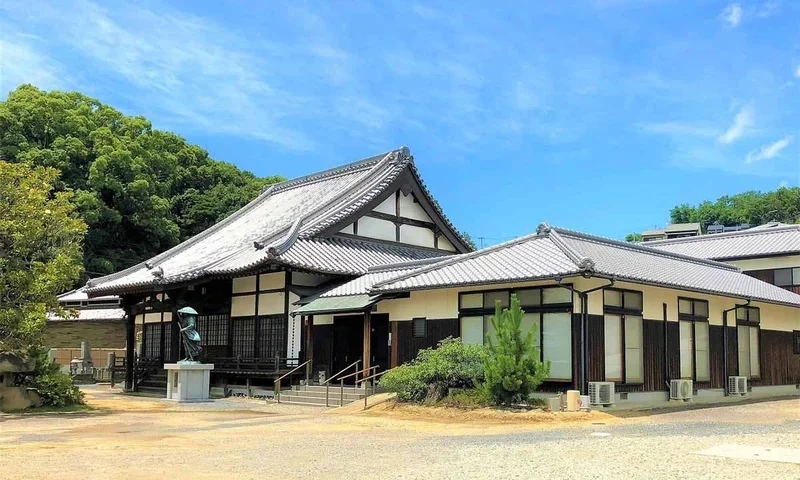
[0,388,798,480]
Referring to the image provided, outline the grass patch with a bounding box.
[435,389,548,410]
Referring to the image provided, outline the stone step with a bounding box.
[275,395,349,406]
[279,390,365,402]
[293,385,368,395]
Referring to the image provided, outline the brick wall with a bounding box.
[43,320,126,349]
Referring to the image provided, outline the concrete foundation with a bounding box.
[164,363,214,402]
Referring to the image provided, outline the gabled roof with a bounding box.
[370,223,800,307]
[85,148,469,296]
[645,224,800,260]
[664,222,701,233]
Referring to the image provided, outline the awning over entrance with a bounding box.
[294,294,382,316]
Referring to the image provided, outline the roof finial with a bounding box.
[536,223,551,235]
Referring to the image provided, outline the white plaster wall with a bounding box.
[373,195,396,215]
[339,223,355,235]
[231,295,256,317]
[312,315,334,325]
[357,216,396,242]
[438,236,457,252]
[398,192,431,222]
[144,313,162,323]
[399,224,435,248]
[291,272,331,287]
[259,272,285,291]
[258,292,285,315]
[726,255,800,271]
[232,275,257,294]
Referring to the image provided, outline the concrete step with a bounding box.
[293,385,368,395]
[275,395,349,406]
[280,390,366,402]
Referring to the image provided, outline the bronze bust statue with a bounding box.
[176,306,202,363]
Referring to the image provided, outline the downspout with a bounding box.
[663,303,668,390]
[722,299,751,396]
[557,276,615,395]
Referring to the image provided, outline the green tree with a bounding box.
[460,230,477,250]
[482,294,549,405]
[625,233,643,242]
[0,161,86,352]
[669,188,800,227]
[0,84,283,280]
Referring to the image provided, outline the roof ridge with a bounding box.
[538,223,596,271]
[367,256,447,273]
[371,229,546,290]
[644,224,800,246]
[266,150,390,195]
[552,226,741,272]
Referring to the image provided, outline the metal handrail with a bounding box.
[361,369,389,409]
[274,359,311,402]
[321,360,361,386]
[338,365,378,385]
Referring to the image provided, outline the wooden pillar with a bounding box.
[123,298,136,391]
[363,310,372,371]
[390,321,399,368]
[305,315,314,381]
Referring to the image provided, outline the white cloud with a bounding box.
[745,135,793,164]
[721,3,743,27]
[794,66,800,78]
[779,180,789,188]
[757,1,780,18]
[718,107,754,144]
[638,122,718,138]
[0,36,65,94]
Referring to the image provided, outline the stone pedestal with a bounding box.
[164,363,214,402]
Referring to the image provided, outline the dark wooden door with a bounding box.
[370,314,390,372]
[333,315,364,377]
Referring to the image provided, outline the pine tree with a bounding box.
[482,294,549,405]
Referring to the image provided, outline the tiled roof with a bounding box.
[293,294,380,315]
[664,223,701,233]
[371,224,800,307]
[58,288,118,303]
[47,308,125,322]
[645,225,800,260]
[85,148,466,296]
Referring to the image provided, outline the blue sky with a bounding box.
[1,1,799,244]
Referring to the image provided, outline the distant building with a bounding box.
[641,222,702,242]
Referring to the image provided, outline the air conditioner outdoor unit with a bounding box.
[728,376,748,395]
[670,379,693,401]
[588,381,615,406]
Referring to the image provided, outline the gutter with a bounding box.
[556,275,615,395]
[722,298,751,396]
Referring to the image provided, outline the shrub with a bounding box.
[438,389,492,409]
[21,348,84,407]
[380,337,485,403]
[482,294,550,406]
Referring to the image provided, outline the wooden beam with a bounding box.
[363,310,372,371]
[124,300,135,391]
[305,316,314,381]
[390,321,399,368]
[363,210,437,230]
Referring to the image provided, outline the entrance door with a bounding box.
[370,314,390,372]
[332,315,364,378]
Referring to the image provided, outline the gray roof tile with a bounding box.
[646,225,800,260]
[371,224,800,307]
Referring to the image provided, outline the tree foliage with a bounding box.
[0,85,283,279]
[670,188,800,228]
[625,232,643,242]
[482,294,549,405]
[0,161,86,352]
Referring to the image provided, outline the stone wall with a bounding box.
[43,320,126,349]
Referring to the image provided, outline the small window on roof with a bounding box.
[604,290,622,308]
[460,293,483,309]
[515,289,541,307]
[412,318,427,338]
[543,287,571,304]
[484,291,509,309]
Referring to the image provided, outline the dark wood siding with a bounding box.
[745,269,775,284]
[752,329,800,386]
[395,318,459,365]
[642,319,667,392]
[587,314,604,382]
[708,325,738,389]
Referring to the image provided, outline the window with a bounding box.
[603,289,644,383]
[458,286,573,381]
[774,267,800,287]
[678,297,710,382]
[412,318,427,338]
[736,306,760,378]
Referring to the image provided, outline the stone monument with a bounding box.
[70,341,96,384]
[164,306,214,402]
